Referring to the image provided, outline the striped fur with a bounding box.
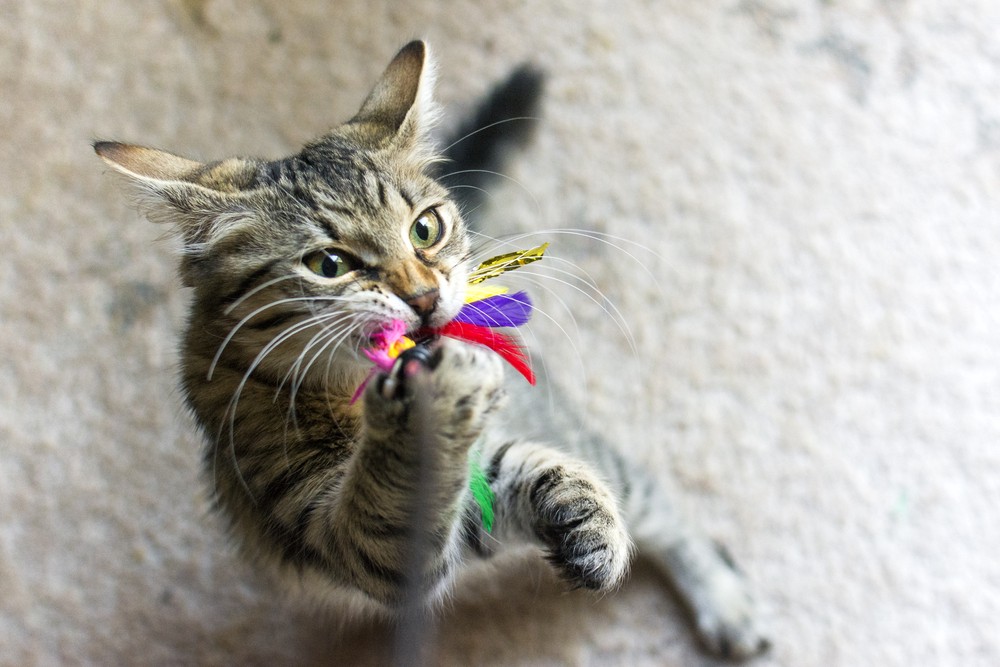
[95,41,768,659]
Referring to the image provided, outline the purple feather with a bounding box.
[454,291,533,328]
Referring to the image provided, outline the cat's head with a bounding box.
[97,41,470,375]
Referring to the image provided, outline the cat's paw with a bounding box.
[423,337,506,438]
[532,466,632,592]
[688,546,770,660]
[363,345,425,426]
[363,338,505,441]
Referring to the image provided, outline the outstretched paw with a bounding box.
[689,546,770,660]
[532,467,632,592]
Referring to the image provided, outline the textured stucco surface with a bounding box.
[2,1,999,665]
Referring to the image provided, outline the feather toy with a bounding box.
[357,242,547,383]
[355,242,548,530]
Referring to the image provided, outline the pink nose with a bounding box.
[406,288,439,318]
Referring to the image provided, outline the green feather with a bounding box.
[469,459,495,532]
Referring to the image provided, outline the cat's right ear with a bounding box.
[94,141,205,184]
[94,141,259,193]
[94,141,258,253]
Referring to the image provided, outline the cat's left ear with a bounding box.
[348,40,438,153]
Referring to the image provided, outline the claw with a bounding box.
[381,342,434,399]
[397,343,434,367]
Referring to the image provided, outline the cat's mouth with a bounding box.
[359,319,443,375]
[363,297,461,348]
[364,320,438,349]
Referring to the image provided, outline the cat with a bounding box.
[95,41,768,660]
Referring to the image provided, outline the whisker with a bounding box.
[522,265,639,360]
[215,310,344,502]
[209,295,354,380]
[445,184,494,218]
[321,320,371,438]
[470,227,667,295]
[445,183,493,197]
[461,237,639,360]
[224,273,302,315]
[437,116,540,155]
[462,225,665,366]
[283,318,361,433]
[461,285,588,399]
[291,325,360,402]
[434,168,541,213]
[279,313,356,396]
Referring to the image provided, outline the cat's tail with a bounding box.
[434,65,545,224]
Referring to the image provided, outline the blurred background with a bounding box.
[2,1,998,665]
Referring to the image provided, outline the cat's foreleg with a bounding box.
[482,439,633,591]
[625,474,771,660]
[330,338,506,607]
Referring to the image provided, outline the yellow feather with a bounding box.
[464,284,509,303]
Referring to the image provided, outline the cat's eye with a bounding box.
[304,249,354,279]
[409,209,444,250]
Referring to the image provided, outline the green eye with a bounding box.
[409,209,444,250]
[305,249,353,279]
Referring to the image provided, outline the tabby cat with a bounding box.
[96,41,768,660]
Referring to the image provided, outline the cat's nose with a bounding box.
[405,288,439,320]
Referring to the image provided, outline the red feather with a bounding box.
[430,321,535,385]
